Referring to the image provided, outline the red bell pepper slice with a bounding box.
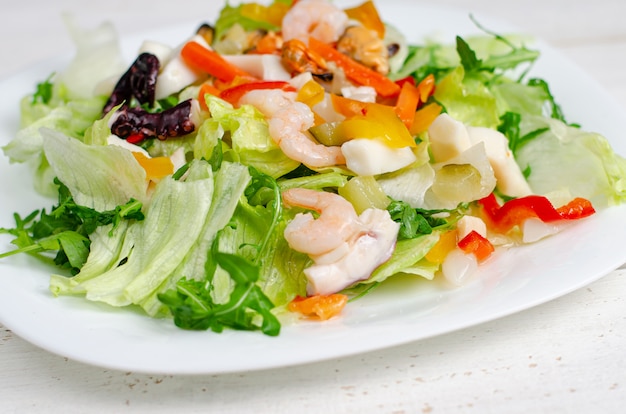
[556,197,596,219]
[457,230,494,262]
[218,81,296,106]
[478,193,595,233]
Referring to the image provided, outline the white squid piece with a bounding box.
[282,188,400,295]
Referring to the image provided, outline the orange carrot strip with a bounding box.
[180,41,255,83]
[219,81,296,106]
[394,80,420,129]
[307,37,401,98]
[197,82,221,111]
[288,294,349,320]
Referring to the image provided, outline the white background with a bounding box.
[1,0,625,412]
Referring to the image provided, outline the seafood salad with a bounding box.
[2,0,625,336]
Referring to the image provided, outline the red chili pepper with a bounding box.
[457,230,494,262]
[478,193,595,233]
[218,81,296,106]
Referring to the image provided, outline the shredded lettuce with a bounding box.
[56,14,125,101]
[200,95,300,178]
[515,116,626,208]
[368,233,441,284]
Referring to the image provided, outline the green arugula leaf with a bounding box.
[498,111,549,155]
[456,36,483,73]
[386,200,456,240]
[0,179,144,273]
[244,166,282,262]
[158,237,281,336]
[527,78,578,126]
[31,73,55,105]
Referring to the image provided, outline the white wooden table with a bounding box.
[1,1,625,412]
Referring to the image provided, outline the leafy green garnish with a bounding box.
[527,78,578,126]
[158,237,280,336]
[498,111,549,155]
[31,73,55,105]
[456,36,483,73]
[244,166,282,261]
[0,179,144,273]
[386,200,457,240]
[157,166,285,335]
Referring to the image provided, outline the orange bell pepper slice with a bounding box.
[344,0,385,38]
[416,74,436,104]
[409,102,442,135]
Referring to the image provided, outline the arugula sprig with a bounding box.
[158,167,283,336]
[387,200,462,240]
[0,178,144,273]
[158,234,281,336]
[31,72,55,105]
[456,35,540,77]
[498,111,549,158]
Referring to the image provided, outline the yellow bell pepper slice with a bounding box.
[424,230,458,264]
[132,152,174,181]
[340,103,416,148]
[297,80,325,108]
[240,2,289,27]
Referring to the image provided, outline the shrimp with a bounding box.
[282,188,362,256]
[281,0,349,44]
[239,89,345,168]
[283,188,400,295]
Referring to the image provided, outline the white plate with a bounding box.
[1,3,626,375]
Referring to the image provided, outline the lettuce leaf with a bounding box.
[56,14,125,100]
[216,195,308,307]
[367,233,441,284]
[40,129,148,210]
[515,116,626,208]
[199,96,300,178]
[434,65,500,128]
